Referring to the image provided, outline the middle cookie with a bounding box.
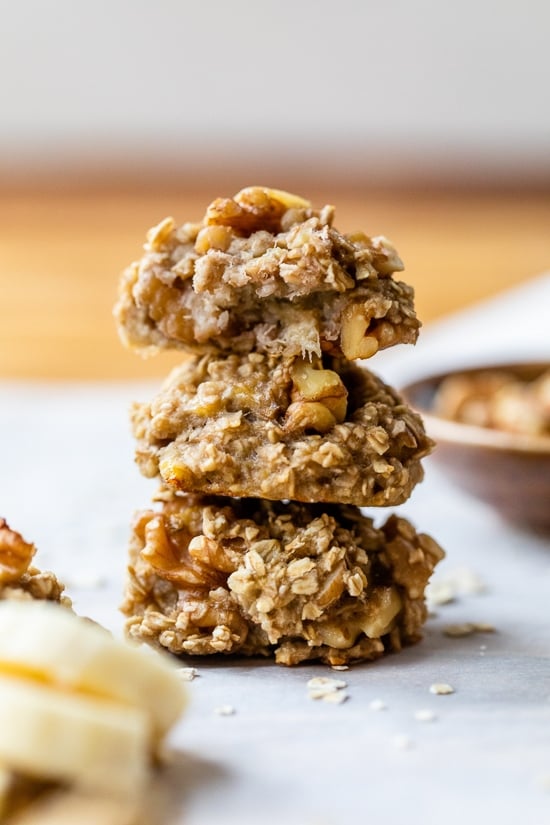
[132,353,433,506]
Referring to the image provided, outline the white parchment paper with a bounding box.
[1,275,549,825]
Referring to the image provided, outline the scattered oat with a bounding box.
[307,675,348,703]
[307,676,347,693]
[426,581,455,607]
[472,622,495,633]
[392,734,413,750]
[177,667,199,682]
[214,704,235,716]
[443,622,496,638]
[414,709,437,722]
[331,664,350,672]
[450,567,487,595]
[429,683,455,695]
[443,622,476,637]
[322,690,349,705]
[369,699,387,711]
[427,567,487,609]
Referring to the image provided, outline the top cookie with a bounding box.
[115,187,420,360]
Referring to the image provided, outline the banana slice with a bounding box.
[0,676,148,798]
[0,764,11,818]
[0,601,185,739]
[6,787,140,825]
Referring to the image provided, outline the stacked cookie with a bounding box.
[116,187,444,666]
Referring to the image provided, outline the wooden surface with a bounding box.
[1,187,549,380]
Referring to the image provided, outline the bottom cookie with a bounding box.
[122,493,444,666]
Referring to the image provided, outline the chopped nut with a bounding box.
[290,359,348,423]
[414,709,437,722]
[145,216,176,251]
[340,304,379,361]
[284,400,337,434]
[0,519,36,585]
[194,224,233,254]
[234,186,311,211]
[0,520,70,607]
[434,368,550,436]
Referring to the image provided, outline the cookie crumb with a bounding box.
[322,690,349,705]
[214,704,235,716]
[414,709,436,722]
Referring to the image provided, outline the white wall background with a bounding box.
[1,0,549,184]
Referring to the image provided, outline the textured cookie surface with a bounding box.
[122,492,444,666]
[131,353,432,506]
[0,519,70,606]
[115,187,419,360]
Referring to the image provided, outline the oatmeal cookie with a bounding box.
[0,519,70,605]
[115,187,419,360]
[122,492,444,666]
[131,352,432,506]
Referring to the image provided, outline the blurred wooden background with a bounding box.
[1,185,549,380]
[2,3,549,380]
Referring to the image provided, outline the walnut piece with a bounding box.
[434,368,550,436]
[0,519,36,585]
[122,493,444,666]
[0,519,70,606]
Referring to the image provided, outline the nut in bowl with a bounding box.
[401,362,550,532]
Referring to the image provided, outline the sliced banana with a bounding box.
[0,676,148,798]
[0,601,185,739]
[0,764,11,819]
[6,787,140,825]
